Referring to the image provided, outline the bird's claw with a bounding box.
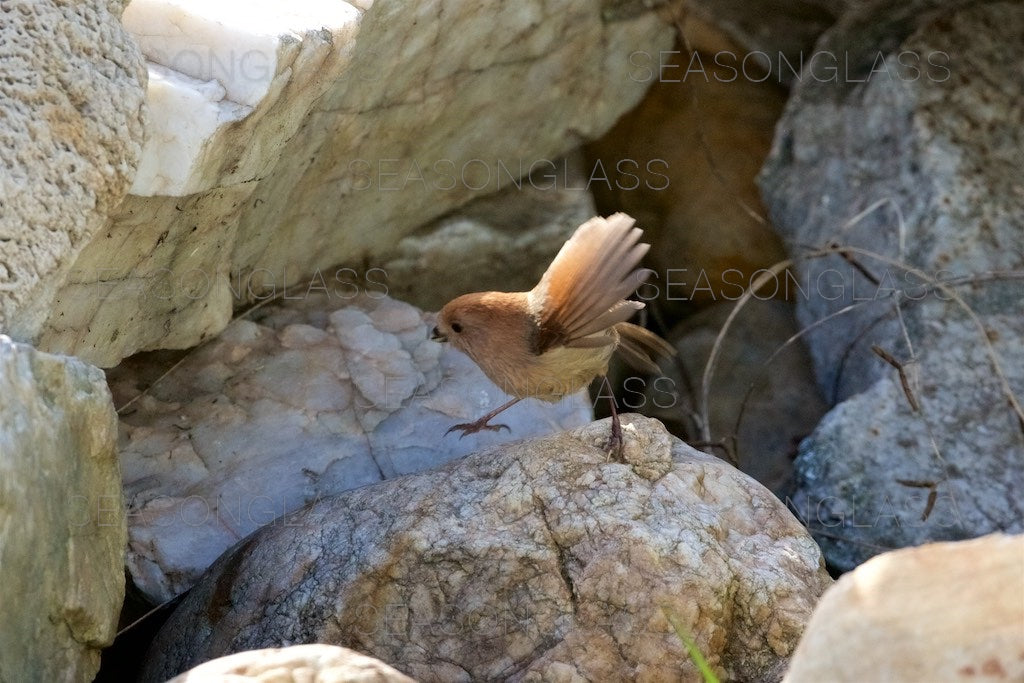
[605,413,624,462]
[445,421,511,439]
[604,433,624,462]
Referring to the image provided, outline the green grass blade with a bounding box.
[661,606,721,683]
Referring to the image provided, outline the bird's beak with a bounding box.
[430,326,447,343]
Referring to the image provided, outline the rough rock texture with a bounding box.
[759,0,1023,400]
[644,300,828,493]
[380,155,594,313]
[140,416,832,683]
[34,2,675,367]
[109,294,590,603]
[784,534,1024,682]
[0,336,126,683]
[758,1,1024,569]
[586,20,788,313]
[789,306,1024,570]
[0,0,147,342]
[165,644,415,683]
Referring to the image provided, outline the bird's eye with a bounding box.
[450,322,463,333]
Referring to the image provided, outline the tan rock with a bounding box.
[785,534,1024,682]
[165,644,415,683]
[0,336,127,682]
[140,416,831,682]
[31,3,675,367]
[585,18,788,312]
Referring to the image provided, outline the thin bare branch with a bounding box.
[836,245,1024,435]
[871,344,919,411]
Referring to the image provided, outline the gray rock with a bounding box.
[789,302,1024,570]
[644,300,828,493]
[110,295,590,603]
[140,416,831,683]
[686,0,844,86]
[0,0,146,342]
[760,0,1022,400]
[165,644,415,683]
[758,0,1024,569]
[0,336,126,683]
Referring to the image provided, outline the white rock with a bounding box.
[129,64,253,196]
[122,0,362,195]
[109,295,591,602]
[165,644,415,683]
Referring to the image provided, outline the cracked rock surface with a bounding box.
[34,1,674,366]
[0,336,126,683]
[759,0,1024,570]
[140,416,831,682]
[109,294,590,603]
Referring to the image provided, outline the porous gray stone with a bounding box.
[0,0,146,341]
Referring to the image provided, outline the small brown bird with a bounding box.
[431,212,675,452]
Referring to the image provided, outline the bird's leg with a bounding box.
[446,397,523,439]
[603,378,624,461]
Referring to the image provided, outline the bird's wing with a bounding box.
[528,213,652,354]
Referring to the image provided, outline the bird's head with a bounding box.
[431,291,527,362]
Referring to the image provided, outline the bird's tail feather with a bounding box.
[613,322,676,375]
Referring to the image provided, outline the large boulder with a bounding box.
[0,336,126,682]
[784,534,1024,682]
[140,416,832,682]
[29,1,676,367]
[0,0,146,343]
[758,0,1024,569]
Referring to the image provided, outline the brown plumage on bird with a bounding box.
[431,213,675,454]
